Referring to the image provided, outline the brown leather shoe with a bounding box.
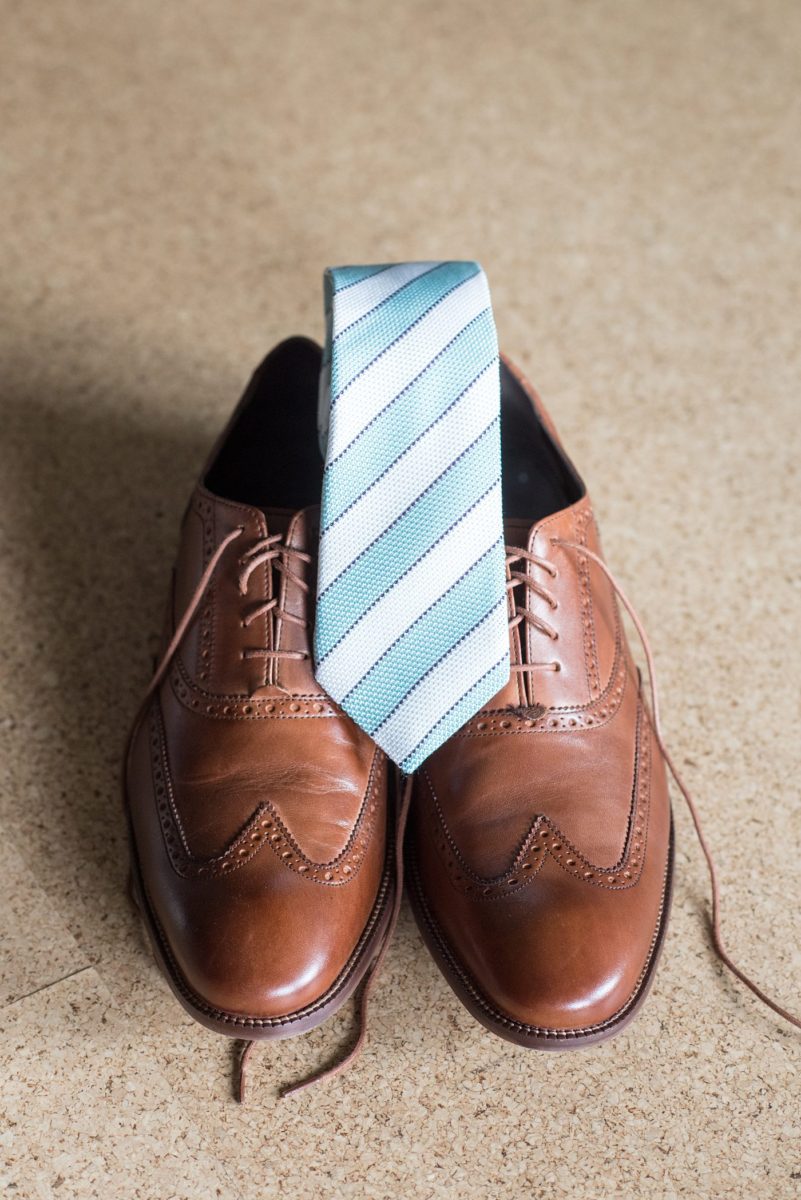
[407,355,673,1048]
[124,338,393,1045]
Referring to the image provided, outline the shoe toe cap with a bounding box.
[430,863,668,1037]
[156,867,376,1024]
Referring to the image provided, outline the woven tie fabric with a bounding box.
[314,261,510,773]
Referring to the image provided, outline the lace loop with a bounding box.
[137,525,413,1102]
[140,525,316,706]
[506,545,561,668]
[238,533,313,665]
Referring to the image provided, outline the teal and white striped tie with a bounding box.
[314,261,510,773]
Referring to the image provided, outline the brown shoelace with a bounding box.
[139,527,799,1105]
[131,523,413,1101]
[238,775,413,1102]
[506,546,562,672]
[142,525,313,708]
[530,535,801,1034]
[237,532,312,669]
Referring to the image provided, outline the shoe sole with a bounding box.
[407,813,674,1050]
[124,790,396,1042]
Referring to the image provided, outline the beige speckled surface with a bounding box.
[0,970,230,1200]
[1,1,800,1197]
[0,825,88,1007]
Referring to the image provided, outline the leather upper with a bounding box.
[125,345,389,1026]
[409,358,672,1037]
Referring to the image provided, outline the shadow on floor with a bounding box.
[0,344,223,955]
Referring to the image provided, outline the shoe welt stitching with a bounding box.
[408,820,673,1040]
[133,828,395,1030]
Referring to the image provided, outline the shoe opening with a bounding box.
[500,359,584,524]
[204,337,324,512]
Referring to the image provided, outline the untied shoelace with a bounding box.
[127,523,413,1101]
[136,525,801,1103]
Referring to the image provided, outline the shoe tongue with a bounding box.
[503,516,534,549]
[261,506,295,537]
[263,505,321,558]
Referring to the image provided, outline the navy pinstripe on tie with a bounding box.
[314,261,510,773]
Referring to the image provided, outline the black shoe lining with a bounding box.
[205,338,583,526]
[499,360,584,524]
[204,337,324,512]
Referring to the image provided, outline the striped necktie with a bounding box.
[313,261,510,774]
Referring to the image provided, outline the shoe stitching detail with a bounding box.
[196,492,221,686]
[170,657,335,717]
[572,504,602,699]
[460,634,627,737]
[149,702,384,885]
[420,699,651,899]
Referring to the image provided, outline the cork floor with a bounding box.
[2,1,800,1197]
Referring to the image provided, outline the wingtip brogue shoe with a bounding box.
[407,354,674,1047]
[124,338,394,1042]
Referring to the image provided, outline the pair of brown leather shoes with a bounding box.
[123,337,673,1084]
